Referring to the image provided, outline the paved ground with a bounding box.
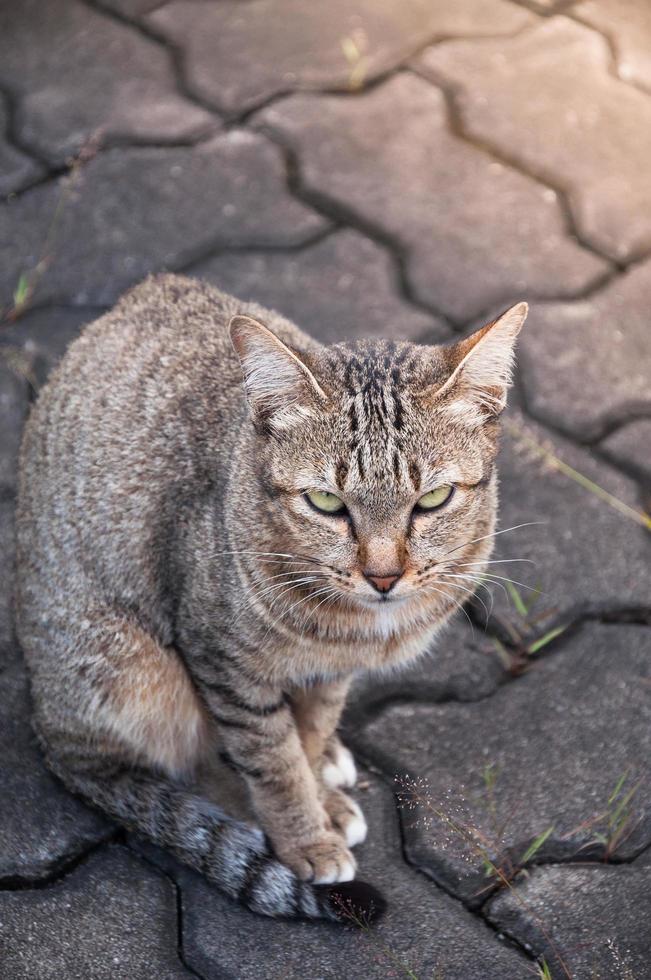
[1,2,650,978]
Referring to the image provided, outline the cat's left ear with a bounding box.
[229,314,327,433]
[424,302,528,425]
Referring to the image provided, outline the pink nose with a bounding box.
[364,571,403,594]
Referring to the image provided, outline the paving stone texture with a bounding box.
[0,1,649,978]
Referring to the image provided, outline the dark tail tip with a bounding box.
[319,879,388,925]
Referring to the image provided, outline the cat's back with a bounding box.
[16,275,313,610]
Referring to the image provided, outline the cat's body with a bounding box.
[15,274,526,921]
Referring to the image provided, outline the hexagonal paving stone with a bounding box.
[576,0,651,90]
[0,358,29,495]
[135,770,530,979]
[0,845,192,980]
[353,624,651,907]
[0,661,112,881]
[0,306,100,388]
[190,229,450,344]
[0,132,329,309]
[599,418,651,485]
[256,74,610,322]
[346,618,507,723]
[487,863,651,979]
[480,409,651,633]
[148,0,533,115]
[0,99,42,197]
[416,19,651,261]
[0,498,18,664]
[0,0,216,165]
[518,264,651,440]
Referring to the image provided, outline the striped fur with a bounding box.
[15,275,525,921]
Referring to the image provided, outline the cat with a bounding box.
[15,274,526,922]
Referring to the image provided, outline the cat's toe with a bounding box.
[277,831,357,885]
[324,789,368,848]
[322,742,357,789]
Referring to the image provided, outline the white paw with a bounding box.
[343,799,368,848]
[314,857,356,885]
[322,744,357,789]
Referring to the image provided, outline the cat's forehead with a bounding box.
[305,339,482,506]
[320,338,443,392]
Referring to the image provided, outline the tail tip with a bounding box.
[321,879,388,925]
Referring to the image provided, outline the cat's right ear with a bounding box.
[229,314,327,433]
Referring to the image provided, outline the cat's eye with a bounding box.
[415,485,454,511]
[305,490,347,515]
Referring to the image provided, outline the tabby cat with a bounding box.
[15,275,526,922]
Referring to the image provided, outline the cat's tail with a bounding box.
[47,751,386,924]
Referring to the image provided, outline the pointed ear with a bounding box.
[422,302,528,425]
[229,314,327,432]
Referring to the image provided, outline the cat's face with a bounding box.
[230,305,526,626]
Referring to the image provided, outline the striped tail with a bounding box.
[48,753,387,923]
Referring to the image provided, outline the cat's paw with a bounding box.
[324,788,367,848]
[321,738,357,790]
[275,831,357,884]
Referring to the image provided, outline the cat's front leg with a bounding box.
[291,680,367,848]
[201,679,356,884]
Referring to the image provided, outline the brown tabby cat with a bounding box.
[15,274,526,922]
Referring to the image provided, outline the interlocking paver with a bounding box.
[576,0,651,90]
[256,74,610,322]
[0,307,100,388]
[347,619,506,719]
[487,863,651,979]
[0,499,18,662]
[0,360,29,495]
[135,770,529,979]
[485,409,651,631]
[0,662,112,881]
[0,99,42,197]
[416,19,651,261]
[0,0,216,166]
[600,419,651,484]
[148,0,532,115]
[190,229,450,344]
[354,624,651,907]
[0,845,191,979]
[518,263,651,440]
[0,133,329,309]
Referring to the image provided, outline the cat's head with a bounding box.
[229,304,526,629]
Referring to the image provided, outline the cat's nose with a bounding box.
[363,571,403,594]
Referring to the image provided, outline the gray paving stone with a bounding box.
[148,0,532,115]
[518,264,651,440]
[576,0,651,90]
[136,770,529,979]
[0,0,216,165]
[0,306,100,388]
[483,409,651,633]
[0,845,191,980]
[417,19,651,261]
[354,624,651,907]
[257,74,609,322]
[0,498,18,663]
[346,619,507,721]
[0,358,29,494]
[599,418,651,484]
[0,661,112,881]
[190,229,450,344]
[102,0,169,14]
[487,863,651,979]
[0,100,42,197]
[0,133,329,309]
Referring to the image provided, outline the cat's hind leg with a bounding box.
[30,613,382,922]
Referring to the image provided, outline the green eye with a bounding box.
[305,490,346,514]
[416,485,454,511]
